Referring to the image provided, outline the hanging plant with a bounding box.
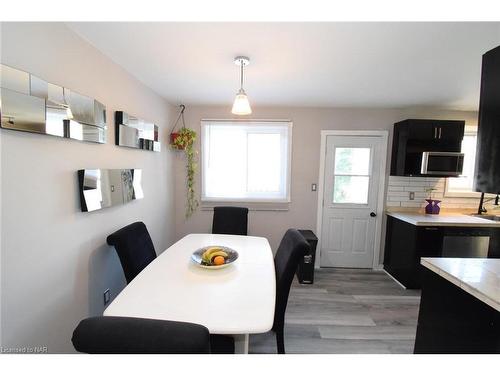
[173,127,199,218]
[170,104,186,150]
[170,105,199,218]
[171,126,196,151]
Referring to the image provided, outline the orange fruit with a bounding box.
[213,256,225,266]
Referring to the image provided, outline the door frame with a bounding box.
[315,130,389,270]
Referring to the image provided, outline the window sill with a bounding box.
[444,191,483,198]
[444,190,497,199]
[444,178,496,198]
[201,201,290,211]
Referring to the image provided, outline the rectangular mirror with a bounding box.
[77,169,143,212]
[115,111,160,152]
[0,64,107,144]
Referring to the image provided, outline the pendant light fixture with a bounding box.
[231,56,252,115]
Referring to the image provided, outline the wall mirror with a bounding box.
[115,111,160,152]
[77,169,143,212]
[0,64,107,143]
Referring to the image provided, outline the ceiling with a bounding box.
[67,22,500,110]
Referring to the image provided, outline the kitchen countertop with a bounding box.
[421,257,500,312]
[386,211,500,227]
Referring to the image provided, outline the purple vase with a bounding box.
[425,199,441,214]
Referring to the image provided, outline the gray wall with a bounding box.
[174,105,479,257]
[0,23,175,352]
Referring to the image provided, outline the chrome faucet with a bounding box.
[477,192,500,215]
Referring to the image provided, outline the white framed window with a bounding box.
[201,120,292,203]
[445,131,478,196]
[332,147,372,205]
[445,129,495,198]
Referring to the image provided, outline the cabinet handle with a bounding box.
[439,127,442,139]
[434,127,438,139]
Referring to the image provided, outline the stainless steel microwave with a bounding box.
[421,152,465,176]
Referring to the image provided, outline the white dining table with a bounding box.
[103,233,276,354]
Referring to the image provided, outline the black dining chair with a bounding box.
[272,229,310,354]
[106,222,157,284]
[72,316,235,354]
[212,206,249,235]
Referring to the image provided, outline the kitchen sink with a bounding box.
[468,214,500,221]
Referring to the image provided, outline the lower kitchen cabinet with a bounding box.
[414,267,500,353]
[383,215,500,289]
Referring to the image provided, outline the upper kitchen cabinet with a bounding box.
[407,119,464,144]
[474,46,500,194]
[390,119,465,176]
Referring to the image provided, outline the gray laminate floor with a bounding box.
[249,268,421,354]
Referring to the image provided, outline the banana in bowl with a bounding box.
[191,246,239,269]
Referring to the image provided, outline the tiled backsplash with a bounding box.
[386,176,496,211]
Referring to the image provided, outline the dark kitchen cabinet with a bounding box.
[407,120,463,144]
[414,267,500,354]
[407,120,434,140]
[384,216,442,288]
[383,215,500,289]
[435,122,465,144]
[474,45,500,194]
[390,119,464,176]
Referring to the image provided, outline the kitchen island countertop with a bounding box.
[420,257,500,312]
[386,211,500,227]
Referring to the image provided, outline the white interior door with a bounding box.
[320,135,384,268]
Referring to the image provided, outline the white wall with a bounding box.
[174,105,479,257]
[1,23,175,352]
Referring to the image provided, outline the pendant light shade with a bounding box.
[232,89,252,115]
[232,56,252,115]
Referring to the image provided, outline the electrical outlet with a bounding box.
[311,183,317,192]
[103,289,110,305]
[409,191,415,200]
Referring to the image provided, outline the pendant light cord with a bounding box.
[240,61,244,90]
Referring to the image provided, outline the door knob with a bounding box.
[370,212,377,217]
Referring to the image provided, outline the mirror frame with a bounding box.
[77,169,143,212]
[1,64,107,144]
[115,111,160,152]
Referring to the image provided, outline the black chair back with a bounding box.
[72,316,210,354]
[212,206,249,235]
[273,229,310,353]
[106,222,156,284]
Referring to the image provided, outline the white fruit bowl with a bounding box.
[191,246,239,269]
